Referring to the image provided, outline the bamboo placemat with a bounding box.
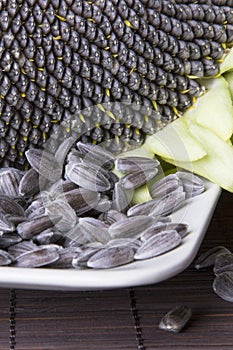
[0,190,232,350]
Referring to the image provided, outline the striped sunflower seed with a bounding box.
[87,246,135,269]
[78,219,111,244]
[148,174,180,199]
[18,168,41,197]
[48,179,78,199]
[134,230,182,260]
[8,240,38,258]
[100,210,127,225]
[105,238,142,250]
[94,195,112,213]
[115,156,160,173]
[140,222,189,241]
[57,188,100,216]
[176,171,205,198]
[25,148,62,181]
[49,247,81,268]
[109,215,153,239]
[54,136,75,165]
[213,271,233,303]
[0,250,13,266]
[17,214,62,239]
[0,232,22,249]
[119,167,158,190]
[0,167,24,197]
[33,229,64,246]
[194,246,231,270]
[0,211,15,233]
[77,141,115,169]
[112,182,133,212]
[159,305,192,333]
[149,188,186,217]
[213,253,233,276]
[72,247,100,268]
[13,246,59,268]
[45,199,77,232]
[0,195,25,217]
[66,148,85,164]
[127,198,162,217]
[65,162,111,192]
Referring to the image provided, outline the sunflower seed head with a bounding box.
[115,156,160,173]
[135,230,182,260]
[195,246,231,270]
[159,305,192,333]
[87,246,135,269]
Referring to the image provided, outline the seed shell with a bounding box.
[214,253,233,276]
[13,246,59,268]
[195,246,231,270]
[17,215,62,239]
[119,167,158,190]
[159,305,192,333]
[109,215,154,239]
[87,246,135,269]
[115,156,160,173]
[135,230,182,260]
[0,250,13,266]
[213,271,233,303]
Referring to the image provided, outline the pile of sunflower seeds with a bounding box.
[0,139,205,269]
[195,246,233,303]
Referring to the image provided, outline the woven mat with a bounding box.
[0,190,232,350]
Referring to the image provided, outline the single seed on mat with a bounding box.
[159,305,192,333]
[195,246,231,270]
[213,271,233,303]
[214,253,233,276]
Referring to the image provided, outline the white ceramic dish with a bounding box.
[0,180,221,291]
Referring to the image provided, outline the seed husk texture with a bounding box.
[159,305,192,333]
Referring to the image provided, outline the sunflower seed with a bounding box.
[18,168,42,197]
[105,238,141,250]
[6,215,28,225]
[33,229,63,245]
[25,148,62,181]
[195,246,231,270]
[159,305,192,333]
[127,198,161,217]
[45,199,77,232]
[66,224,91,245]
[76,141,115,169]
[101,210,127,224]
[148,174,180,199]
[149,188,186,217]
[94,195,112,213]
[17,214,62,239]
[54,136,74,164]
[87,246,135,268]
[119,167,158,190]
[79,217,109,228]
[0,250,13,266]
[27,206,46,220]
[214,253,233,276]
[72,247,100,267]
[109,215,153,239]
[48,179,78,199]
[57,188,100,215]
[0,211,15,233]
[0,167,24,197]
[112,182,133,212]
[66,148,85,164]
[213,271,233,303]
[8,240,38,258]
[0,195,25,217]
[134,230,182,260]
[115,156,160,173]
[141,222,189,241]
[176,171,205,197]
[13,246,59,268]
[49,247,81,268]
[78,219,111,244]
[65,162,112,192]
[0,232,22,249]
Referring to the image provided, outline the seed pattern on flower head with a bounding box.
[0,0,232,167]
